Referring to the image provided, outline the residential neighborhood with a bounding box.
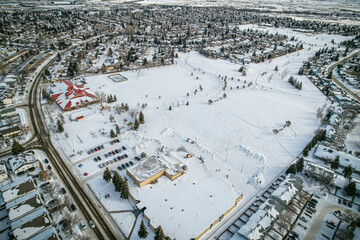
[0,0,360,240]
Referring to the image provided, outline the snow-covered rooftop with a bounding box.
[8,194,43,221]
[127,156,167,183]
[315,144,360,170]
[49,80,96,111]
[2,178,36,203]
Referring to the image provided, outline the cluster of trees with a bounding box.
[133,111,145,131]
[286,157,304,174]
[67,61,79,77]
[302,130,326,156]
[57,119,64,133]
[42,89,52,102]
[115,103,129,114]
[110,124,121,138]
[288,76,302,90]
[11,140,25,155]
[107,94,117,103]
[103,168,130,199]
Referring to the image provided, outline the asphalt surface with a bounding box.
[28,47,124,239]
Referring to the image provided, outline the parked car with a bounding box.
[326,220,335,226]
[60,188,66,194]
[89,220,95,228]
[97,156,101,161]
[84,172,88,176]
[117,156,122,160]
[124,154,128,158]
[47,165,52,170]
[125,162,130,167]
[115,149,119,154]
[94,158,98,162]
[94,148,98,152]
[121,155,125,159]
[129,161,134,166]
[122,146,126,150]
[70,203,77,212]
[118,166,122,171]
[78,164,83,168]
[121,164,126,169]
[116,139,120,143]
[44,159,49,163]
[97,146,101,150]
[112,151,115,155]
[40,182,50,189]
[300,216,307,223]
[135,156,141,161]
[310,198,318,204]
[79,221,86,230]
[100,145,104,149]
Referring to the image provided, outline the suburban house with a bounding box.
[304,162,334,184]
[0,108,18,119]
[0,125,21,139]
[8,155,39,176]
[2,178,37,204]
[48,80,98,111]
[1,177,59,240]
[233,174,303,240]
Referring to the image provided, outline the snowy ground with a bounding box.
[48,25,355,238]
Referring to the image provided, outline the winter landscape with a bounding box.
[0,1,360,240]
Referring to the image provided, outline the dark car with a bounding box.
[125,162,130,167]
[121,164,126,169]
[87,150,92,155]
[121,155,125,159]
[97,146,101,150]
[129,161,134,166]
[97,156,101,161]
[90,149,94,153]
[135,156,141,161]
[115,149,119,154]
[44,159,49,163]
[100,145,104,149]
[70,203,77,212]
[47,165,52,170]
[94,158,98,162]
[124,154,128,158]
[118,166,122,171]
[116,139,120,143]
[122,146,126,150]
[61,188,66,194]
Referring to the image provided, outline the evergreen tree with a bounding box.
[103,167,112,183]
[296,158,304,172]
[120,178,129,199]
[134,119,139,131]
[57,119,64,132]
[343,165,353,179]
[274,65,278,72]
[344,182,356,196]
[11,140,25,155]
[331,155,340,170]
[138,220,148,238]
[110,129,116,138]
[112,170,120,186]
[286,164,297,174]
[114,95,117,101]
[298,67,303,75]
[115,124,120,135]
[115,175,124,193]
[186,101,189,106]
[169,106,172,110]
[139,111,145,124]
[154,225,165,240]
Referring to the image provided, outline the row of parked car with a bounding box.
[117,161,134,171]
[87,144,104,155]
[98,152,129,168]
[104,146,126,158]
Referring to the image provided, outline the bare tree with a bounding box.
[129,109,138,119]
[94,91,107,105]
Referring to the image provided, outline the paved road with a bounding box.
[27,39,125,240]
[327,50,360,103]
[304,204,360,240]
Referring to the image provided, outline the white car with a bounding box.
[89,220,95,228]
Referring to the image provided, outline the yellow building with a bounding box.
[126,156,185,188]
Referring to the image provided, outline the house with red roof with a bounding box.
[48,80,98,111]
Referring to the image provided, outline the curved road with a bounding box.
[304,204,360,240]
[28,42,125,239]
[327,50,360,103]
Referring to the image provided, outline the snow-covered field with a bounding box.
[49,25,354,238]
